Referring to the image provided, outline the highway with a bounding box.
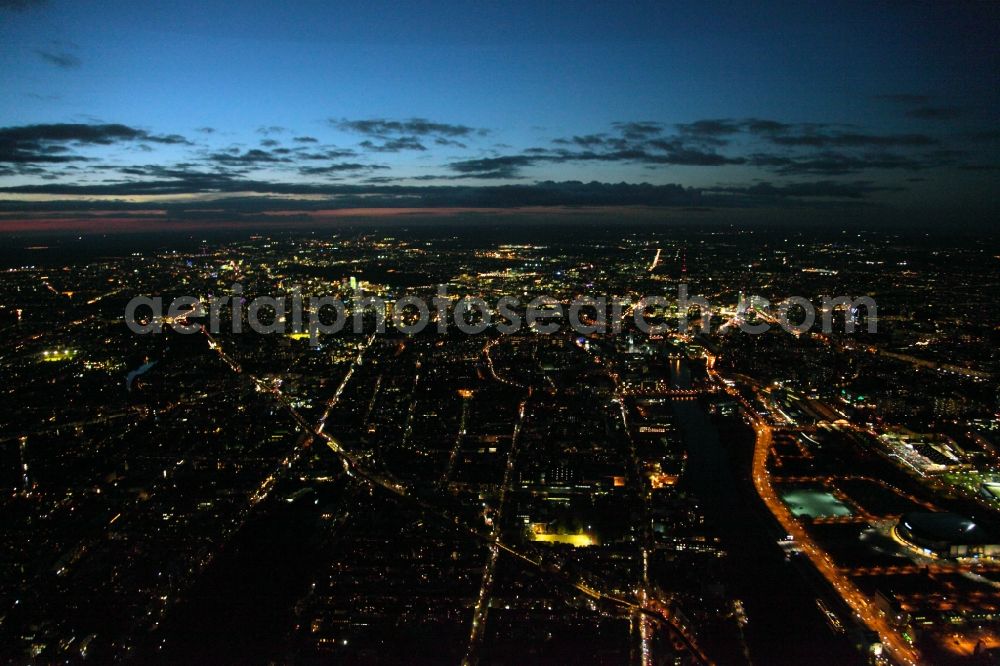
[649,248,662,272]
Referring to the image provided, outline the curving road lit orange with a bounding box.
[750,420,921,665]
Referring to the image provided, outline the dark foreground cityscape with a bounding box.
[0,224,996,665]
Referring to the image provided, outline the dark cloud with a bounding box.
[0,177,703,208]
[204,148,290,165]
[473,119,776,178]
[454,181,700,207]
[0,164,49,177]
[10,166,245,195]
[706,180,904,199]
[298,163,389,176]
[203,145,357,166]
[0,123,190,163]
[676,119,741,136]
[0,177,894,211]
[0,149,83,166]
[0,123,184,145]
[552,134,609,148]
[454,125,746,178]
[755,151,931,176]
[434,137,467,148]
[745,153,792,168]
[115,164,236,179]
[641,139,744,165]
[743,118,793,134]
[337,118,484,138]
[767,132,936,148]
[552,146,738,167]
[447,155,536,179]
[0,116,989,209]
[35,50,80,68]
[196,127,215,134]
[675,118,800,145]
[611,121,664,140]
[292,148,357,160]
[876,94,963,121]
[674,118,942,153]
[359,137,426,152]
[339,118,488,155]
[904,106,962,120]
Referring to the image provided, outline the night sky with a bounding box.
[1,1,997,228]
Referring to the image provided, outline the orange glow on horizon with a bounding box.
[0,204,662,234]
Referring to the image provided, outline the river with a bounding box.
[669,359,862,666]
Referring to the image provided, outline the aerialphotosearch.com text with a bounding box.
[124,283,876,345]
